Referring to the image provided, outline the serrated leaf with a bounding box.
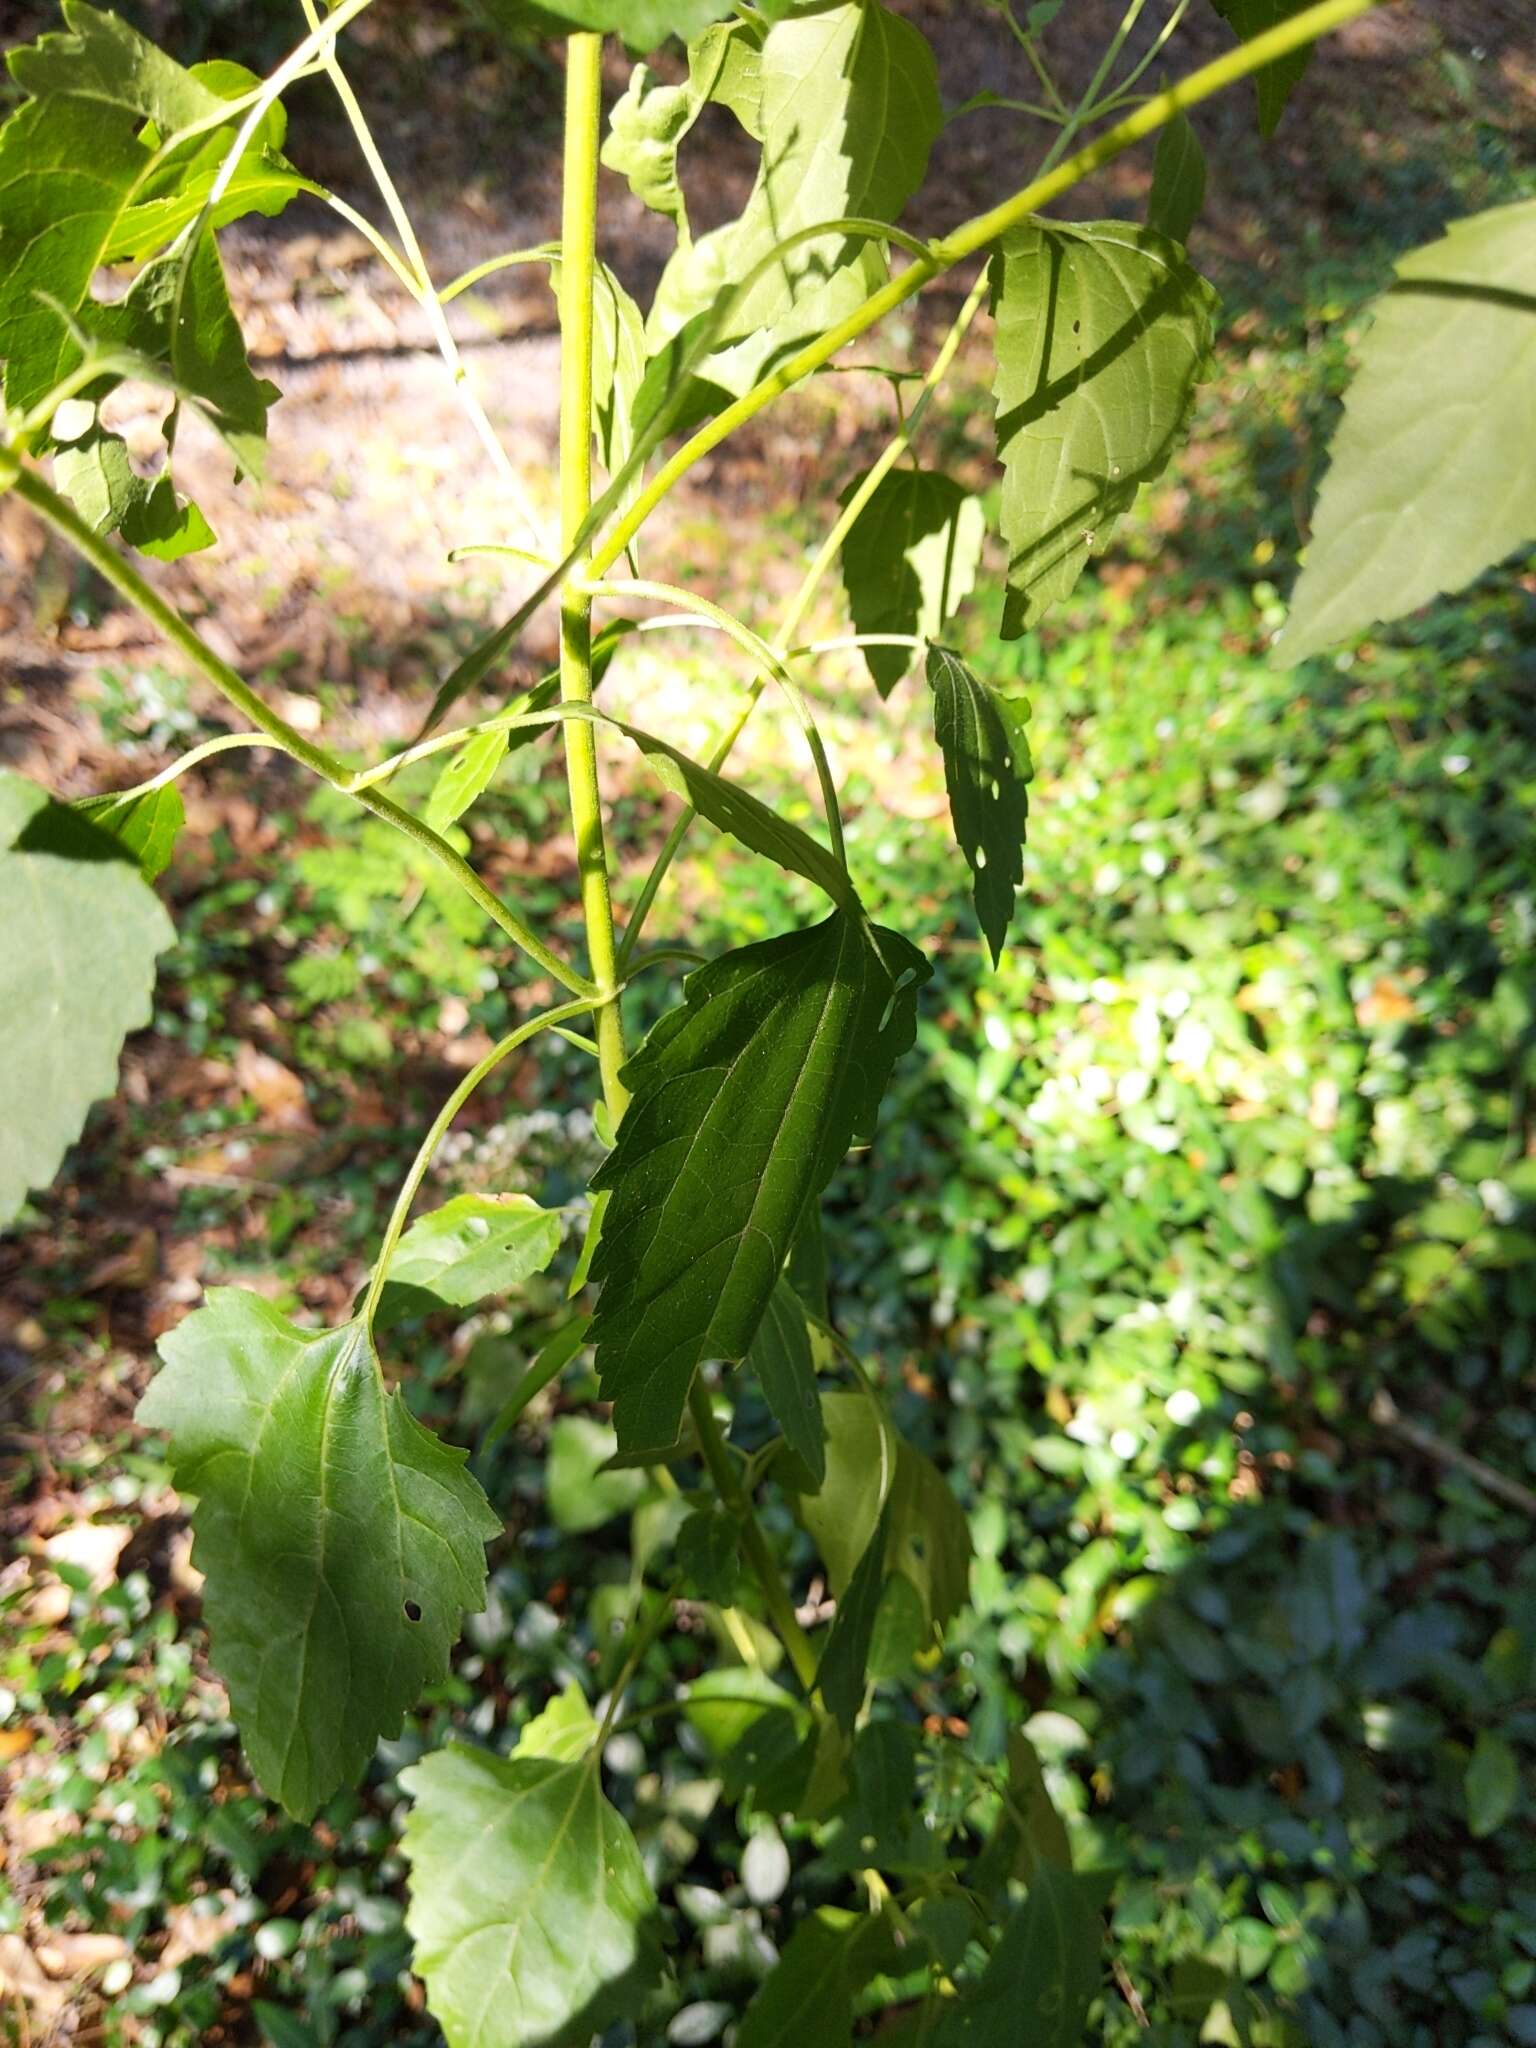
[839,469,985,695]
[76,783,184,883]
[936,1867,1109,2046]
[747,1274,825,1486]
[0,771,173,1227]
[426,729,508,834]
[514,1681,600,1763]
[136,1290,498,1819]
[1277,200,1536,667]
[926,645,1031,967]
[402,1743,663,2048]
[816,1508,887,1733]
[1466,1727,1521,1839]
[377,1193,563,1325]
[589,914,928,1454]
[1147,111,1205,243]
[475,0,733,55]
[647,1,940,399]
[677,1506,741,1606]
[547,1414,647,1533]
[990,219,1218,635]
[601,28,743,245]
[1208,0,1314,136]
[793,1390,896,1598]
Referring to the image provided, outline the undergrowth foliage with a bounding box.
[1,0,1532,2040]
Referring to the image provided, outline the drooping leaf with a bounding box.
[600,26,746,245]
[839,469,985,694]
[647,1,941,398]
[376,1193,563,1325]
[824,1720,944,1875]
[972,1731,1073,1894]
[514,1680,600,1763]
[592,262,647,492]
[425,729,508,834]
[936,1867,1110,2046]
[1277,200,1536,667]
[136,1291,498,1819]
[747,1274,826,1485]
[76,783,185,883]
[734,1909,862,2048]
[1147,111,1206,243]
[401,1743,663,2048]
[1208,0,1315,136]
[0,772,173,1227]
[589,914,929,1453]
[926,644,1032,967]
[677,1505,741,1606]
[547,1414,647,1532]
[793,1390,896,1597]
[816,1509,887,1733]
[990,219,1218,634]
[51,430,214,559]
[1466,1728,1521,1839]
[884,1439,973,1637]
[474,0,733,56]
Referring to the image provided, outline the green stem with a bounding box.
[586,0,1381,579]
[0,453,593,997]
[559,32,630,1116]
[479,1312,593,1457]
[688,1382,819,1693]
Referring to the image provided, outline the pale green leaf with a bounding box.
[885,1439,972,1635]
[936,1867,1109,2046]
[1277,200,1536,667]
[990,219,1218,634]
[378,1193,563,1323]
[1208,0,1314,136]
[136,1290,498,1819]
[0,771,173,1226]
[1147,111,1205,243]
[747,1274,825,1486]
[600,28,739,245]
[682,1666,807,1761]
[1466,1728,1521,1839]
[402,1743,663,2048]
[513,1681,600,1763]
[426,730,508,835]
[76,783,185,883]
[547,1414,646,1533]
[793,1390,896,1598]
[839,469,984,694]
[592,262,647,491]
[926,644,1032,967]
[53,432,216,561]
[589,914,929,1454]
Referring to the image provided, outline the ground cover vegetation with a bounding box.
[0,0,1534,2044]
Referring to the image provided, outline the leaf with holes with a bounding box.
[990,220,1217,635]
[840,470,985,695]
[926,645,1032,966]
[426,730,509,835]
[401,1742,663,2048]
[136,1290,498,1819]
[0,772,173,1227]
[590,914,928,1454]
[376,1194,564,1326]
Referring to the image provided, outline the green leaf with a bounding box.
[1147,111,1206,243]
[793,1390,896,1597]
[647,1,941,399]
[425,730,508,834]
[377,1193,563,1324]
[936,1867,1109,2046]
[1208,0,1314,136]
[677,1505,741,1605]
[816,1509,887,1733]
[76,783,184,883]
[589,914,929,1453]
[1277,200,1536,667]
[866,1570,927,1680]
[402,1743,663,2048]
[136,1290,498,1819]
[926,644,1032,967]
[592,262,647,492]
[735,1909,864,2048]
[747,1274,826,1486]
[0,771,173,1227]
[601,27,746,245]
[990,219,1218,634]
[839,469,985,694]
[547,1414,647,1533]
[974,1731,1073,1892]
[824,1719,944,1875]
[1466,1728,1521,1839]
[884,1439,972,1636]
[682,1666,809,1765]
[475,0,733,56]
[514,1680,600,1763]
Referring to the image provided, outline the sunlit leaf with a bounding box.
[426,730,508,834]
[926,645,1032,967]
[513,1680,600,1762]
[377,1193,563,1324]
[76,783,185,883]
[840,469,984,695]
[475,0,733,56]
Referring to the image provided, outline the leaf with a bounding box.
[376,1193,563,1325]
[600,28,744,246]
[824,1719,944,1875]
[589,914,929,1454]
[990,219,1218,634]
[1147,111,1206,243]
[1466,1728,1521,1839]
[592,262,647,491]
[401,1743,663,2048]
[735,1909,862,2048]
[1208,0,1315,136]
[677,1506,741,1606]
[76,783,184,883]
[884,1440,972,1636]
[747,1274,826,1486]
[936,1867,1109,2046]
[926,645,1032,967]
[974,1732,1073,1891]
[866,1570,927,1680]
[0,771,173,1227]
[547,1414,647,1533]
[514,1681,600,1763]
[1276,200,1536,667]
[839,469,985,694]
[425,730,508,835]
[136,1290,498,1819]
[793,1390,896,1597]
[475,0,733,56]
[647,2,941,399]
[816,1510,887,1733]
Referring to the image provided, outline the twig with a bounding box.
[1371,1389,1536,1517]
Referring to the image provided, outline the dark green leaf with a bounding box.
[926,644,1032,967]
[1208,0,1314,136]
[747,1275,826,1485]
[816,1509,888,1733]
[402,1743,663,2048]
[937,1867,1109,2046]
[866,1570,927,1680]
[589,914,929,1453]
[884,1438,973,1636]
[735,1909,864,2048]
[1466,1728,1521,1839]
[990,219,1217,634]
[824,1719,944,1875]
[1277,200,1536,666]
[678,1506,741,1605]
[1147,111,1206,242]
[136,1290,498,1819]
[76,783,184,883]
[0,771,173,1226]
[973,1732,1073,1893]
[839,470,984,694]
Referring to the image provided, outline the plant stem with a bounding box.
[687,1382,819,1693]
[558,32,630,1118]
